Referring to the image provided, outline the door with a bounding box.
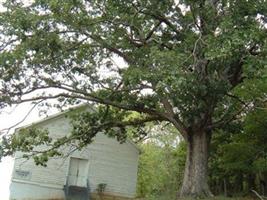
[68,157,88,187]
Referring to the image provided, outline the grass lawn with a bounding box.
[138,196,257,200]
[178,198,255,200]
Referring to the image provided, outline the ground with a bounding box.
[137,197,258,200]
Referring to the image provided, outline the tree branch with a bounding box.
[251,190,265,200]
[83,33,133,64]
[225,93,247,105]
[148,13,180,35]
[0,100,43,136]
[8,89,171,123]
[145,21,162,41]
[208,104,249,130]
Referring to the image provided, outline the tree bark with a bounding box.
[263,172,267,196]
[223,178,228,197]
[247,173,256,191]
[235,172,243,193]
[179,130,213,198]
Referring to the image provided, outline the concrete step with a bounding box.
[65,185,89,200]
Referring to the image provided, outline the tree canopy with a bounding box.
[0,0,267,198]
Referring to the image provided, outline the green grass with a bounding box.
[138,196,255,200]
[178,198,254,200]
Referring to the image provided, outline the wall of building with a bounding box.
[10,114,139,200]
[10,181,63,200]
[87,133,139,197]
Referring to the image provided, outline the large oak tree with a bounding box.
[0,0,267,198]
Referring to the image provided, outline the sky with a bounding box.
[0,104,57,199]
[0,0,25,198]
[0,0,174,198]
[0,156,13,200]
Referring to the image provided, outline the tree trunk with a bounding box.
[179,130,213,198]
[223,178,228,197]
[235,172,243,193]
[263,172,267,196]
[247,173,256,191]
[259,172,267,196]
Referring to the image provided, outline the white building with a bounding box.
[9,108,140,200]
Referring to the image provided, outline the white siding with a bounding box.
[10,115,139,199]
[87,133,139,197]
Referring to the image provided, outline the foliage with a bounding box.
[136,130,186,199]
[0,0,267,197]
[170,197,253,200]
[0,127,61,166]
[138,105,267,197]
[208,105,267,195]
[0,0,266,146]
[220,107,267,173]
[97,183,107,194]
